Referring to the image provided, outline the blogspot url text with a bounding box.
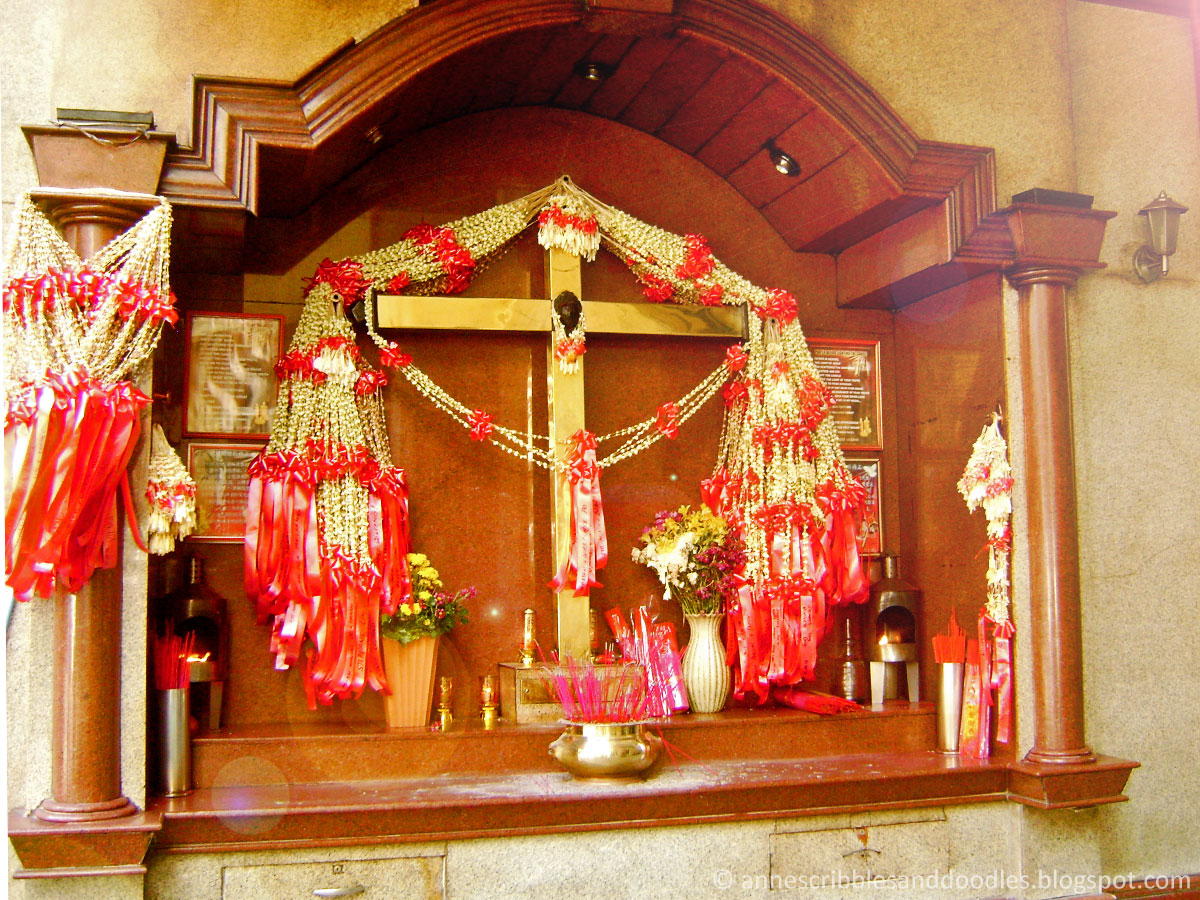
[710,868,1192,893]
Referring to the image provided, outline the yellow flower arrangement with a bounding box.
[379,552,471,645]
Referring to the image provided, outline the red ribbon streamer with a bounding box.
[4,374,149,600]
[550,431,608,597]
[723,475,869,707]
[244,438,412,705]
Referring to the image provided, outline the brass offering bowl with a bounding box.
[549,722,663,780]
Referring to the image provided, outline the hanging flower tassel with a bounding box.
[145,423,197,554]
[3,195,176,600]
[245,280,412,706]
[550,430,608,597]
[536,188,601,262]
[957,411,1015,751]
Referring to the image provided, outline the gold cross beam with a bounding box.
[376,249,744,659]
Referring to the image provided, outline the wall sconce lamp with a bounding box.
[1133,190,1187,283]
[764,139,800,177]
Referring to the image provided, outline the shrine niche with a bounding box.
[145,0,1013,747]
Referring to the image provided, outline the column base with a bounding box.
[33,795,139,824]
[1008,754,1138,809]
[1023,745,1096,766]
[10,807,162,877]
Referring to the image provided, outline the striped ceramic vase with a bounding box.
[681,613,730,714]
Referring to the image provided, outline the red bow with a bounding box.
[304,258,371,306]
[654,402,679,439]
[755,288,798,325]
[725,345,748,373]
[378,342,412,369]
[467,409,494,442]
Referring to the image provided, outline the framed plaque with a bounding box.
[187,442,263,542]
[809,338,881,450]
[844,457,883,557]
[183,312,284,438]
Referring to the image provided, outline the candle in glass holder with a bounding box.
[520,608,536,666]
[480,674,498,729]
[437,676,454,730]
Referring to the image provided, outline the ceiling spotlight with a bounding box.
[765,140,800,177]
[575,60,613,83]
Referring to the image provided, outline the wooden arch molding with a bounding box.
[162,0,1009,306]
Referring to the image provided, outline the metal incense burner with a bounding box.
[868,555,920,707]
[162,557,229,730]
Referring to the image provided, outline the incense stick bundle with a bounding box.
[153,630,195,691]
[932,610,967,664]
[544,658,649,723]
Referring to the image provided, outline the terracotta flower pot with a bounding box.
[381,634,440,728]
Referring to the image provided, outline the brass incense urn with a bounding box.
[549,723,662,780]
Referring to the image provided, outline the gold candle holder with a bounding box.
[437,676,454,730]
[520,608,536,666]
[480,674,498,729]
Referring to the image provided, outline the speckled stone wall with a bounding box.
[1066,2,1200,880]
[4,0,1198,897]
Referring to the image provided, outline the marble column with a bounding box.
[8,125,170,877]
[1002,195,1114,767]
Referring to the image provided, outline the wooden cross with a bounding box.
[375,248,743,659]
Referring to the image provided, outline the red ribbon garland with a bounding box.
[549,430,608,597]
[244,437,412,706]
[4,372,149,600]
[719,474,869,707]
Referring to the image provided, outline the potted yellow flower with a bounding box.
[379,553,471,728]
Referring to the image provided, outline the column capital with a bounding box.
[22,123,172,195]
[997,194,1117,282]
[22,121,172,257]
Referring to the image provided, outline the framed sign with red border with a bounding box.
[186,442,263,542]
[809,337,882,451]
[844,456,883,557]
[183,312,283,439]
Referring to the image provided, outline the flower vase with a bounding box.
[681,613,730,713]
[381,635,440,728]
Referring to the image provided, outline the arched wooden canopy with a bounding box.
[162,0,1012,306]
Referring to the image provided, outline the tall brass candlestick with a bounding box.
[521,608,536,666]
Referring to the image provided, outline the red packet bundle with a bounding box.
[651,622,689,713]
[633,606,670,716]
[992,624,1013,744]
[604,606,688,716]
[606,607,635,659]
[959,639,991,758]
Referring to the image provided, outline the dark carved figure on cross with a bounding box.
[554,290,582,336]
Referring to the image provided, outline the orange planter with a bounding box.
[381,635,440,728]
